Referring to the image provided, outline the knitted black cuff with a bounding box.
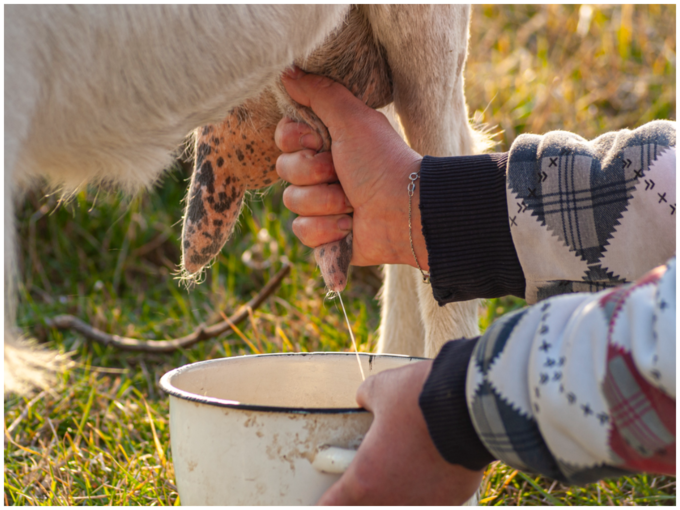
[419,338,496,471]
[419,153,526,305]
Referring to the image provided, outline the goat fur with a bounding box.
[5,6,485,399]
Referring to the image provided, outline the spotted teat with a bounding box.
[181,95,281,275]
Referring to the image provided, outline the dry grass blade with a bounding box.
[219,310,261,354]
[142,396,166,469]
[480,468,519,504]
[276,325,296,352]
[247,306,265,352]
[4,423,41,456]
[6,389,49,435]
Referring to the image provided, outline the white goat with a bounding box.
[5,5,482,395]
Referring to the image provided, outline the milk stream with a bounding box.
[336,291,366,381]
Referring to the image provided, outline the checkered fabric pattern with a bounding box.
[466,308,567,482]
[506,121,676,304]
[467,258,675,484]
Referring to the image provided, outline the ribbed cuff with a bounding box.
[420,153,526,305]
[419,338,496,471]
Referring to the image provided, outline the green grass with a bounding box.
[5,5,675,506]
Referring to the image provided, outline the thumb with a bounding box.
[281,67,370,136]
[355,373,378,412]
[316,476,359,506]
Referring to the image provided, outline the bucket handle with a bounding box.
[312,446,357,474]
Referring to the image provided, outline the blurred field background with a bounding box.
[5,5,675,506]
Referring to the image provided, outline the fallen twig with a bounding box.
[46,263,291,353]
[6,389,50,435]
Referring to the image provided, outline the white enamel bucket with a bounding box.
[160,352,424,505]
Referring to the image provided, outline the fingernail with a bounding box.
[337,216,352,231]
[284,66,303,80]
[300,133,322,150]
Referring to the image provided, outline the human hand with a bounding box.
[276,68,429,269]
[317,361,484,505]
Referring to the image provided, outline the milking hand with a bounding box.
[301,114,353,292]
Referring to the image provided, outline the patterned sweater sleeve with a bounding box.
[420,121,676,305]
[464,257,675,483]
[419,121,676,483]
[506,120,676,304]
[421,257,676,483]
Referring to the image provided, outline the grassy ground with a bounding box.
[5,5,675,506]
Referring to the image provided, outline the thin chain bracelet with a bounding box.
[408,172,431,284]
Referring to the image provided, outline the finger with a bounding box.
[355,374,377,412]
[274,116,323,153]
[316,476,361,506]
[276,150,337,186]
[282,68,370,135]
[317,416,381,505]
[283,183,352,216]
[291,215,352,248]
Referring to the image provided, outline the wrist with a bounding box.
[419,338,496,470]
[362,150,427,268]
[401,157,429,271]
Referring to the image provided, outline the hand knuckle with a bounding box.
[311,159,327,183]
[356,375,376,406]
[346,473,372,502]
[312,74,332,88]
[316,153,334,181]
[330,187,345,213]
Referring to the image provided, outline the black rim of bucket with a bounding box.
[159,352,427,415]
